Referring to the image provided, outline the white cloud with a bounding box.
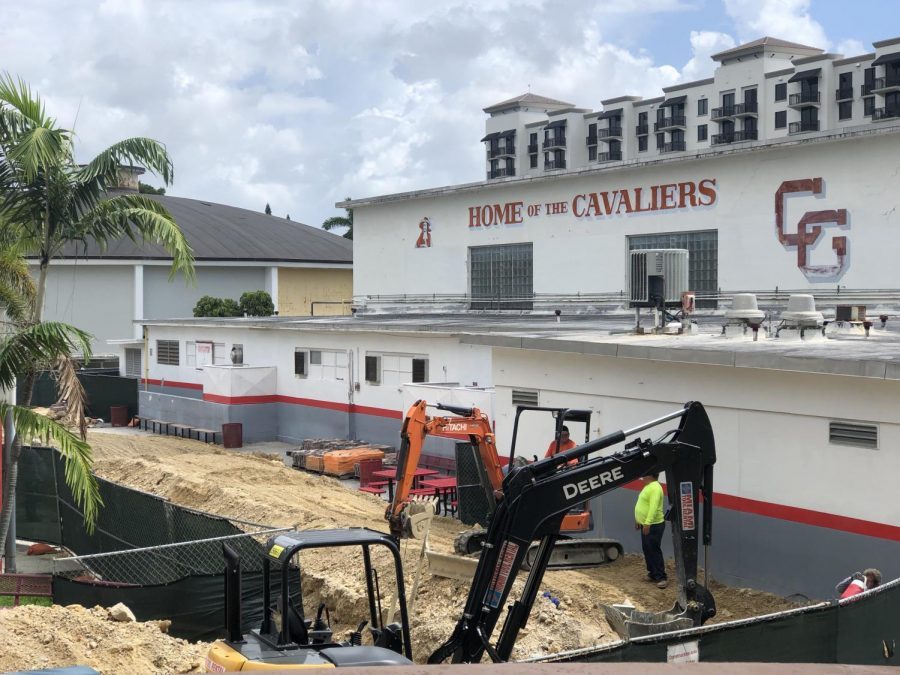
[836,39,866,58]
[722,0,829,49]
[680,31,736,82]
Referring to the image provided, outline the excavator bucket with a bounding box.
[602,603,695,638]
[399,497,437,539]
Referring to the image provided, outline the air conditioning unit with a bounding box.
[629,249,689,308]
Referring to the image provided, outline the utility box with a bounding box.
[835,305,866,322]
[629,249,689,308]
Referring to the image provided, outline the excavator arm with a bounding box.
[429,401,716,664]
[388,400,503,538]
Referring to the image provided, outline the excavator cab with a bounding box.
[205,528,414,671]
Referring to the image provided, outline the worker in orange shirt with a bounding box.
[544,425,578,465]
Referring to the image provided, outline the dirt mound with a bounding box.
[0,604,207,674]
[73,430,795,664]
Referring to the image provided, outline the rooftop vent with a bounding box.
[777,294,824,339]
[723,293,766,339]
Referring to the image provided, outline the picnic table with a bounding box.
[420,476,457,516]
[373,467,440,502]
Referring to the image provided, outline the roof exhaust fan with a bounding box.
[723,293,766,340]
[776,294,824,340]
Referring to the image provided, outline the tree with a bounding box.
[239,290,274,317]
[0,74,194,559]
[286,214,290,221]
[264,202,272,215]
[322,197,353,240]
[193,295,242,317]
[138,182,166,195]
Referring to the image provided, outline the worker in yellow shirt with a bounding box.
[634,472,667,589]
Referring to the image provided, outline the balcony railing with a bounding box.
[597,126,623,139]
[527,143,538,154]
[861,82,875,97]
[711,106,734,120]
[711,129,758,145]
[873,76,900,92]
[654,116,686,131]
[789,91,821,106]
[544,159,566,170]
[487,167,515,179]
[635,124,649,135]
[733,101,758,116]
[597,151,623,162]
[788,120,820,134]
[542,136,567,149]
[488,145,516,158]
[835,88,853,101]
[873,107,900,121]
[660,141,686,153]
[586,135,598,146]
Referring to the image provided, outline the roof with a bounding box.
[483,92,575,114]
[52,190,353,265]
[788,68,821,82]
[712,37,823,61]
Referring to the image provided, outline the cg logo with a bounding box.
[416,217,432,248]
[775,178,848,280]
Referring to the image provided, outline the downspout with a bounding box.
[143,325,149,391]
[347,349,357,440]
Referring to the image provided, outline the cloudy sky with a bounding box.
[1,0,891,230]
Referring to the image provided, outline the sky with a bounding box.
[0,0,894,231]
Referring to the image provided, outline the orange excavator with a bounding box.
[388,400,622,569]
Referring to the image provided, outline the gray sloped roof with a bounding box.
[712,36,823,61]
[54,190,352,264]
[483,92,575,113]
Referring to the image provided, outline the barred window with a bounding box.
[156,340,179,366]
[629,230,718,308]
[365,355,381,384]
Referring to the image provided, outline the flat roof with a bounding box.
[140,313,900,381]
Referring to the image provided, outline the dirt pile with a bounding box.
[78,430,794,663]
[0,604,208,674]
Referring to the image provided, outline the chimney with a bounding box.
[116,165,146,191]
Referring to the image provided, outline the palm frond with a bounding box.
[0,73,53,127]
[0,321,92,390]
[0,403,101,531]
[76,137,173,186]
[0,249,35,322]
[322,216,352,230]
[54,355,88,440]
[6,125,69,183]
[74,194,195,281]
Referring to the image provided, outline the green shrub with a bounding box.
[239,290,274,317]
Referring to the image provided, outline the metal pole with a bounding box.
[4,410,16,572]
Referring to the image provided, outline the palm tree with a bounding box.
[322,197,353,240]
[0,74,195,325]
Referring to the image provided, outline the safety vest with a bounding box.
[840,577,867,599]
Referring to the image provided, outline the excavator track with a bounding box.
[453,529,623,570]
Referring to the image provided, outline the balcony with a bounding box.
[597,151,623,162]
[586,135,598,146]
[788,120,820,134]
[711,129,758,145]
[542,136,566,149]
[635,124,649,135]
[733,101,758,116]
[711,106,734,120]
[872,107,900,121]
[654,116,686,132]
[597,126,623,140]
[487,167,515,179]
[835,88,854,101]
[527,143,538,154]
[788,91,821,107]
[872,76,900,93]
[660,141,686,153]
[487,145,516,159]
[544,159,566,170]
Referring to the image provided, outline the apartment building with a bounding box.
[482,36,900,178]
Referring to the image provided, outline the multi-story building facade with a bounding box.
[482,36,900,178]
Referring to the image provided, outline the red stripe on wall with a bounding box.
[201,392,404,419]
[142,378,203,391]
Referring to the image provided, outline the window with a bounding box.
[469,243,533,310]
[722,92,735,109]
[838,71,852,97]
[185,341,197,367]
[829,421,878,449]
[511,389,539,407]
[774,110,787,129]
[774,83,786,101]
[638,135,648,152]
[588,145,597,161]
[156,340,179,366]
[838,101,852,120]
[214,343,229,365]
[587,122,597,139]
[125,348,142,377]
[629,230,718,308]
[365,355,381,384]
[864,96,875,116]
[530,154,538,168]
[743,88,757,105]
[697,124,707,141]
[656,132,665,149]
[412,358,428,383]
[697,98,708,116]
[294,349,308,377]
[310,350,322,365]
[863,67,875,95]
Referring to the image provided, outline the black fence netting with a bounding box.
[17,371,139,420]
[17,446,292,641]
[541,577,900,666]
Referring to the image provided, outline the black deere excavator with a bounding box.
[205,401,716,670]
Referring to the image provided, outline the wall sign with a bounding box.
[775,178,848,280]
[416,217,432,248]
[467,179,718,228]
